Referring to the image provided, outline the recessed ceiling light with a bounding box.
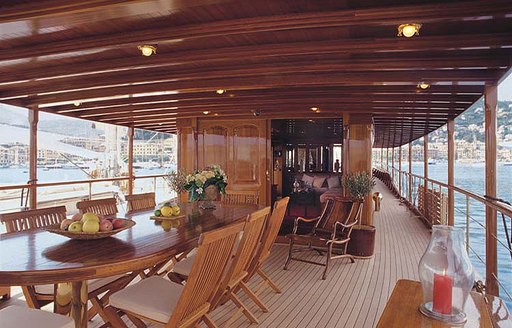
[417,82,430,90]
[137,45,157,56]
[203,111,210,115]
[214,113,219,116]
[73,101,81,107]
[310,107,319,112]
[228,93,235,97]
[216,89,226,95]
[397,23,422,38]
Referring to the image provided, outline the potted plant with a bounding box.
[182,165,228,209]
[344,171,377,258]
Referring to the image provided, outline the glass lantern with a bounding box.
[418,225,474,324]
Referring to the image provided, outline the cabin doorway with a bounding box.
[271,119,344,235]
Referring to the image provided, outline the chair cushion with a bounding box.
[301,174,315,187]
[34,274,126,295]
[327,176,341,189]
[173,254,196,276]
[110,276,184,324]
[312,177,327,189]
[0,306,74,328]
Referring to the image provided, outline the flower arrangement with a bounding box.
[164,169,187,194]
[344,171,375,199]
[183,165,228,202]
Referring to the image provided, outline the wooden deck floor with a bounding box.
[0,180,431,327]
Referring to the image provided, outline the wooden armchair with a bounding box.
[76,197,118,217]
[222,190,259,205]
[125,192,156,213]
[284,197,363,279]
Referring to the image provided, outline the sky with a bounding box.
[499,73,512,101]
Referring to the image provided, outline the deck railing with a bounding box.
[0,174,174,215]
[374,165,512,304]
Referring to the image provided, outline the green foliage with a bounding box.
[344,171,376,199]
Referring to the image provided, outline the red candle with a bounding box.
[433,273,453,314]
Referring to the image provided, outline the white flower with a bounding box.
[197,187,203,194]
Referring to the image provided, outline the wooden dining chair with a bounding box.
[168,207,271,325]
[105,221,245,328]
[0,306,74,328]
[222,190,260,205]
[76,197,118,216]
[284,197,363,279]
[125,192,156,213]
[0,206,137,325]
[0,206,67,309]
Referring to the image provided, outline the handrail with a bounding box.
[0,174,168,191]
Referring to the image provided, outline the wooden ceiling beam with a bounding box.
[0,0,510,61]
[7,70,494,104]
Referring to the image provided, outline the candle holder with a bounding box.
[418,225,474,324]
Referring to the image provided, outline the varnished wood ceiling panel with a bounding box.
[0,0,510,146]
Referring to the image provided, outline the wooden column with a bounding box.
[447,119,455,226]
[28,108,38,209]
[484,84,498,296]
[177,118,198,202]
[398,145,402,196]
[342,113,350,196]
[127,127,134,195]
[408,142,412,203]
[343,113,373,225]
[423,136,429,217]
[391,147,395,183]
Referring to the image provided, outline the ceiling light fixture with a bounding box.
[397,23,422,38]
[73,101,81,107]
[203,111,210,115]
[137,45,157,57]
[417,82,430,90]
[216,89,226,95]
[310,107,319,112]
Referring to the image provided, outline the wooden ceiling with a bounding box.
[0,0,510,147]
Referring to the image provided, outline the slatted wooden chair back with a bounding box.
[125,192,156,213]
[76,198,118,216]
[315,197,351,231]
[252,197,289,266]
[0,206,67,233]
[222,190,259,205]
[340,200,363,238]
[314,198,336,230]
[166,221,244,328]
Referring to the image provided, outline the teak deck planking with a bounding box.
[0,179,431,327]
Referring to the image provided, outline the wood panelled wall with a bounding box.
[178,118,270,205]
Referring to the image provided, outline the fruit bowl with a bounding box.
[44,219,136,240]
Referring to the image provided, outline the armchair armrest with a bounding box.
[292,216,320,235]
[330,220,358,241]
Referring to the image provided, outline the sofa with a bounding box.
[294,172,343,203]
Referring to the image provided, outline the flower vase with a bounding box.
[200,185,219,209]
[418,225,474,324]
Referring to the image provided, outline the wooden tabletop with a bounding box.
[0,202,258,286]
[376,279,512,328]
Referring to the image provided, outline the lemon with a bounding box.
[171,205,180,216]
[160,206,173,217]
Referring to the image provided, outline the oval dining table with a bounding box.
[0,202,259,328]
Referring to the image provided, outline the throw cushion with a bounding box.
[302,174,315,187]
[313,176,327,189]
[327,176,341,189]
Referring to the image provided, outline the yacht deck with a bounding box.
[0,180,431,328]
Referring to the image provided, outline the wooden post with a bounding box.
[484,84,498,296]
[408,142,412,203]
[398,145,402,196]
[342,112,350,197]
[391,147,395,183]
[127,127,134,195]
[447,119,455,226]
[423,136,429,217]
[28,108,38,209]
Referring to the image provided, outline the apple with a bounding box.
[99,219,113,232]
[81,212,99,223]
[171,205,180,216]
[60,219,74,231]
[68,221,83,233]
[82,220,100,233]
[71,213,82,222]
[112,219,125,230]
[160,206,173,217]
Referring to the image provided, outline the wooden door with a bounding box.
[198,119,270,205]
